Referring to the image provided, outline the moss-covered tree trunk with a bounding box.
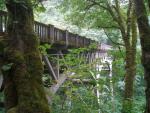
[134,0,150,113]
[105,1,137,112]
[122,37,137,113]
[120,8,137,113]
[2,0,50,113]
[123,50,136,113]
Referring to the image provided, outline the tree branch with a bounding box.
[103,29,125,46]
[97,25,119,29]
[126,0,133,44]
[85,0,110,11]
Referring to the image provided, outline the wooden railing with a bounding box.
[0,10,96,48]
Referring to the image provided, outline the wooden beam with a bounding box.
[43,55,58,81]
[45,73,70,103]
[50,74,67,94]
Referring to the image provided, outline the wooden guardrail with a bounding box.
[0,10,96,48]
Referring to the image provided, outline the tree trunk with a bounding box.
[3,0,50,113]
[122,48,136,113]
[134,0,150,113]
[122,10,137,113]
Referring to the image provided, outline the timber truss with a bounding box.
[0,10,113,104]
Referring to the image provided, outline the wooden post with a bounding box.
[43,55,58,81]
[76,34,79,47]
[83,37,86,47]
[37,23,40,38]
[34,22,37,34]
[65,30,69,46]
[84,38,87,47]
[56,29,60,41]
[88,39,90,46]
[49,24,54,43]
[82,37,85,47]
[78,36,81,47]
[47,24,51,42]
[89,39,91,45]
[41,25,43,40]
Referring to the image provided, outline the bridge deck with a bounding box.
[0,10,96,48]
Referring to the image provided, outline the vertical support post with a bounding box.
[57,29,60,41]
[49,24,54,43]
[87,39,89,46]
[37,23,40,38]
[83,37,85,47]
[65,30,69,47]
[78,36,81,47]
[87,52,89,64]
[76,34,79,47]
[47,24,51,42]
[89,39,91,45]
[40,24,42,41]
[39,24,42,41]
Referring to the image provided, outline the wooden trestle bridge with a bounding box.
[0,10,112,103]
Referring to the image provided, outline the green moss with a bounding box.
[4,48,24,64]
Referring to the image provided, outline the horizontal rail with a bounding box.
[0,10,96,48]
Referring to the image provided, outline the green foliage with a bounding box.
[1,63,14,71]
[39,44,51,55]
[42,74,52,87]
[44,46,145,113]
[51,86,99,113]
[34,3,46,12]
[110,49,145,113]
[59,0,117,28]
[0,0,5,10]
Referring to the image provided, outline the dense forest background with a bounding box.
[0,0,150,113]
[35,1,145,113]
